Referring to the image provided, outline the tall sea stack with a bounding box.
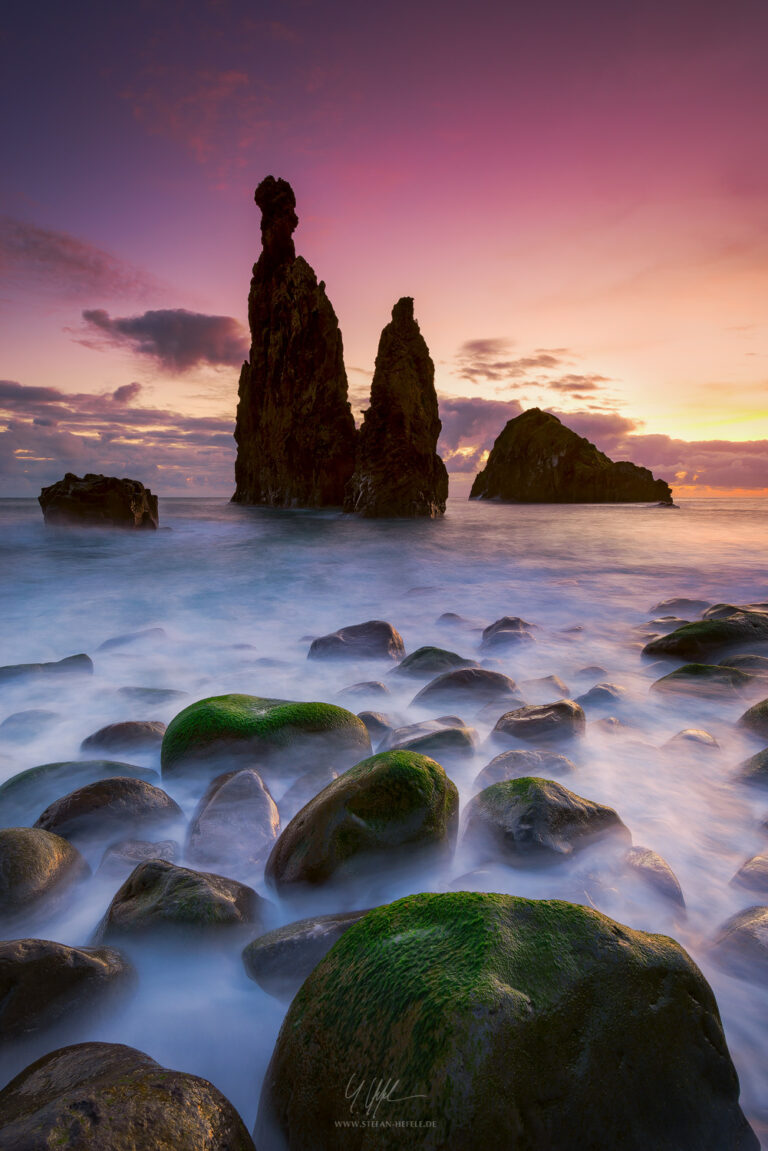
[232,177,356,507]
[345,297,448,518]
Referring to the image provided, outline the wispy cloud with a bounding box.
[79,308,248,372]
[454,338,566,385]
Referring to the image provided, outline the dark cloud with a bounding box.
[0,218,155,299]
[80,308,249,372]
[454,338,566,385]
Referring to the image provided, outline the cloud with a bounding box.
[437,395,523,471]
[544,374,611,393]
[0,218,155,300]
[80,308,249,372]
[454,338,566,385]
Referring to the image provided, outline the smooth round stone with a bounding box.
[474,749,575,790]
[81,721,166,753]
[625,846,685,907]
[492,700,586,745]
[731,854,768,895]
[242,909,368,1001]
[33,778,182,846]
[307,620,404,661]
[97,839,179,879]
[0,828,89,922]
[711,906,768,986]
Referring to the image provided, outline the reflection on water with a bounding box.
[1,490,767,1134]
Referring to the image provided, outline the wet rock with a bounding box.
[519,674,570,702]
[161,694,371,781]
[474,748,576,789]
[470,407,672,503]
[0,709,59,741]
[38,472,158,528]
[232,176,356,507]
[463,777,629,864]
[337,680,391,701]
[0,760,159,829]
[265,750,458,892]
[720,654,768,677]
[711,906,768,986]
[255,892,755,1151]
[651,597,710,615]
[732,854,768,895]
[651,663,757,697]
[81,720,166,753]
[0,828,88,922]
[575,682,627,709]
[394,645,476,677]
[242,909,368,1001]
[0,653,92,686]
[0,1042,255,1150]
[411,667,520,708]
[480,615,535,651]
[642,611,768,661]
[737,747,768,788]
[98,859,267,939]
[376,717,477,758]
[665,729,720,749]
[308,619,405,660]
[356,711,393,740]
[278,766,339,823]
[573,664,608,683]
[739,697,768,740]
[98,839,179,879]
[186,769,279,870]
[34,778,182,846]
[493,699,586,745]
[591,716,633,736]
[117,686,188,705]
[703,603,768,621]
[98,628,167,652]
[0,939,134,1039]
[625,846,685,907]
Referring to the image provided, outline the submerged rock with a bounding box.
[355,711,392,740]
[625,846,685,907]
[493,699,586,744]
[575,682,627,709]
[344,297,448,517]
[519,674,570,702]
[232,176,356,507]
[732,854,768,895]
[0,760,159,828]
[308,619,404,661]
[98,627,167,652]
[376,716,476,758]
[34,778,182,846]
[470,408,672,503]
[651,662,757,697]
[265,750,458,891]
[739,697,768,740]
[711,906,768,986]
[474,748,576,789]
[277,765,339,823]
[411,667,520,708]
[242,909,368,1001]
[0,653,92,686]
[0,828,88,922]
[255,892,756,1151]
[38,472,159,528]
[0,1042,255,1150]
[665,728,720,750]
[81,720,166,753]
[0,939,133,1039]
[463,776,629,864]
[642,611,768,661]
[651,597,710,615]
[480,615,535,651]
[0,709,59,741]
[337,680,391,701]
[186,769,279,870]
[98,839,178,879]
[393,645,476,677]
[737,747,768,788]
[161,694,370,780]
[721,654,768,677]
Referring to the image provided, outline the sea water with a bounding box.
[0,485,767,1137]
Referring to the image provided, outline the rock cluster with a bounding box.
[38,473,158,528]
[470,408,673,503]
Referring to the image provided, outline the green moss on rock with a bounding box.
[643,613,768,660]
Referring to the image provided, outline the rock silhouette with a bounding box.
[39,473,158,528]
[470,408,672,503]
[232,176,356,507]
[345,297,448,517]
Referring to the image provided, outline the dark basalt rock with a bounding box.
[474,748,576,789]
[0,653,92,686]
[0,1042,255,1150]
[242,909,368,1001]
[308,619,405,661]
[33,778,182,846]
[344,297,448,517]
[470,408,672,503]
[232,176,356,507]
[0,760,159,829]
[255,892,757,1151]
[711,906,768,986]
[493,699,586,744]
[463,776,629,864]
[38,472,158,528]
[186,769,279,870]
[0,939,134,1039]
[0,828,89,921]
[81,720,166,752]
[411,667,520,708]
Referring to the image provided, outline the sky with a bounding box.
[1,0,767,497]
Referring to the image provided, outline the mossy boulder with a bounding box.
[243,909,368,1001]
[0,1041,255,1150]
[97,859,269,940]
[33,777,182,846]
[0,939,134,1039]
[255,892,756,1151]
[0,828,89,922]
[738,697,768,740]
[411,667,520,708]
[711,906,768,986]
[376,717,477,758]
[474,748,575,790]
[394,646,476,678]
[651,663,757,697]
[161,694,371,780]
[0,760,159,828]
[265,750,459,891]
[493,699,586,745]
[737,747,768,788]
[463,777,629,865]
[642,612,768,661]
[186,768,279,870]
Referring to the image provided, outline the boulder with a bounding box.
[278,766,339,823]
[575,682,627,709]
[0,939,133,1039]
[519,674,570,702]
[0,1042,255,1150]
[650,597,710,615]
[720,654,768,677]
[393,646,476,677]
[265,750,458,891]
[737,747,768,787]
[80,720,166,753]
[625,846,685,907]
[344,297,448,517]
[0,709,59,741]
[356,711,392,740]
[255,892,756,1151]
[186,769,279,869]
[308,619,404,660]
[232,176,356,507]
[33,777,182,846]
[493,699,586,744]
[732,854,768,895]
[0,760,159,828]
[411,667,520,708]
[0,653,92,686]
[97,859,267,939]
[711,906,768,986]
[38,472,158,528]
[470,408,672,503]
[462,777,629,864]
[739,698,768,740]
[642,611,768,661]
[376,717,477,758]
[474,748,575,789]
[242,909,368,1000]
[337,680,391,701]
[0,828,88,921]
[665,729,720,750]
[480,615,535,651]
[651,663,757,697]
[98,839,178,879]
[161,694,371,780]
